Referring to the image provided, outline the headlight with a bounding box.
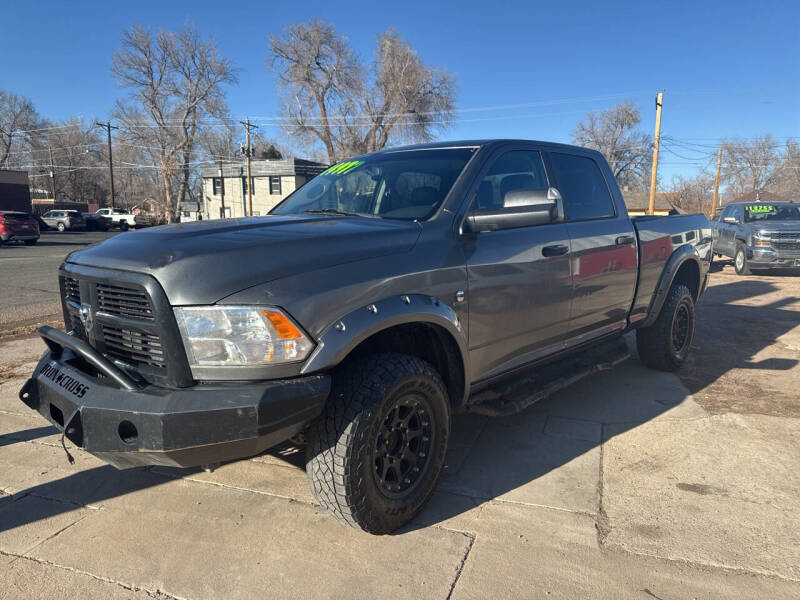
[752,231,771,247]
[174,306,313,367]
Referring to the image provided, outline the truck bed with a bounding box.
[629,213,713,324]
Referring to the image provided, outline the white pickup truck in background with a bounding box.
[94,208,137,230]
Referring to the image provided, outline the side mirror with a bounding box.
[466,187,563,233]
[722,216,737,224]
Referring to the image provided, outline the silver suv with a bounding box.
[41,210,86,232]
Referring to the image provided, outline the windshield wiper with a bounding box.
[303,209,364,217]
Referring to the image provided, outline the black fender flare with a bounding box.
[300,294,471,400]
[641,245,702,328]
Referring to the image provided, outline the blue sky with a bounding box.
[2,0,799,178]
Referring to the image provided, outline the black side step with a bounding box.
[464,337,631,417]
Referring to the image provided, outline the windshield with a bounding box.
[743,204,800,222]
[271,148,476,220]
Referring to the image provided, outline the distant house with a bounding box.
[179,201,201,222]
[201,157,327,219]
[0,170,32,213]
[622,191,678,216]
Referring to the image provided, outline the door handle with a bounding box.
[542,244,569,257]
[615,235,636,246]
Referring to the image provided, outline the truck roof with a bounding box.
[364,139,603,157]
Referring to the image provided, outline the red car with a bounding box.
[0,211,40,246]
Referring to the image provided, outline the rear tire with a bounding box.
[636,284,695,372]
[120,221,130,231]
[24,239,38,246]
[56,222,66,232]
[306,352,450,534]
[734,242,750,275]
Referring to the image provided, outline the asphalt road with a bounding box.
[0,230,119,329]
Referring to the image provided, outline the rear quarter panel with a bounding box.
[630,214,712,324]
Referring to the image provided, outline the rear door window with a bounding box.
[474,150,548,210]
[549,153,615,221]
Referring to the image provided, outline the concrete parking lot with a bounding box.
[1,256,799,599]
[0,230,119,336]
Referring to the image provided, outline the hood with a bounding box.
[67,215,421,304]
[751,221,800,233]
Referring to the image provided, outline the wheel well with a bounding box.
[672,259,700,300]
[343,323,466,407]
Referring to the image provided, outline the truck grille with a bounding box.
[58,273,178,382]
[64,277,81,304]
[768,232,800,251]
[101,325,166,368]
[96,283,154,320]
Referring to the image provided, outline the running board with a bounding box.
[464,337,631,417]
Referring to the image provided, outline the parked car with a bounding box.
[94,208,136,231]
[33,215,51,232]
[19,139,711,534]
[0,211,40,245]
[712,202,800,274]
[83,212,111,231]
[133,213,156,228]
[41,209,86,232]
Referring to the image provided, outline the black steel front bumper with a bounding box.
[18,326,331,469]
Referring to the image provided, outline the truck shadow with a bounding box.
[1,278,796,534]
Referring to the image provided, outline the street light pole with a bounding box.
[647,92,664,216]
[240,118,258,216]
[218,160,226,219]
[95,121,118,209]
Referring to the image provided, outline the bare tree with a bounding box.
[775,138,800,200]
[0,89,41,168]
[668,172,715,215]
[112,24,237,220]
[340,30,455,156]
[199,123,283,163]
[270,21,456,163]
[270,20,361,164]
[40,119,106,203]
[572,101,652,190]
[720,135,781,196]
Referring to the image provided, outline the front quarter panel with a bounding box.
[301,293,470,384]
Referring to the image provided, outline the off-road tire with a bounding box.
[636,284,695,372]
[734,242,751,275]
[306,352,450,534]
[120,221,130,231]
[56,222,66,232]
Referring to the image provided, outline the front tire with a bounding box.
[734,242,751,275]
[306,353,450,534]
[636,284,695,372]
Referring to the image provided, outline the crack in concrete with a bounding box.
[0,550,183,599]
[148,468,318,506]
[445,531,475,600]
[595,422,611,545]
[14,512,90,562]
[438,488,597,519]
[601,544,800,585]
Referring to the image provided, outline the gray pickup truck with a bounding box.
[712,201,800,274]
[19,139,711,533]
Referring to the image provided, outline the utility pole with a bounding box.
[48,146,56,201]
[710,146,723,219]
[647,92,664,216]
[240,117,258,216]
[95,121,118,209]
[218,160,226,219]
